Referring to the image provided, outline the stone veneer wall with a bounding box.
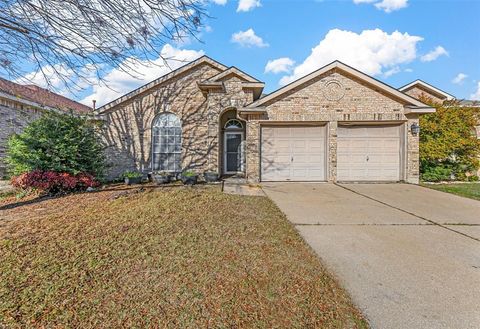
[244,70,420,184]
[403,85,446,105]
[0,101,44,178]
[100,64,254,180]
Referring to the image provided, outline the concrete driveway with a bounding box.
[262,183,480,329]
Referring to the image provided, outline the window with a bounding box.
[224,119,243,130]
[152,113,182,172]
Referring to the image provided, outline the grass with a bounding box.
[0,184,367,328]
[424,182,480,201]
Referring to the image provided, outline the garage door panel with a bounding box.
[261,126,326,181]
[337,125,401,182]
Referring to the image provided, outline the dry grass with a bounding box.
[0,184,367,328]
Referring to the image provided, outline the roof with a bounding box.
[459,100,480,108]
[197,66,265,100]
[246,61,433,113]
[0,78,90,114]
[398,79,455,101]
[201,66,262,83]
[98,55,229,113]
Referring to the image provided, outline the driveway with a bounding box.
[262,183,480,329]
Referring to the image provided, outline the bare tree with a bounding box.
[0,0,206,91]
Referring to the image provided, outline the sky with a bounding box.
[20,0,480,106]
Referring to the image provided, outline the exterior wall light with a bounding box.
[411,122,420,136]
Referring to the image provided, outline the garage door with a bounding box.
[261,126,326,181]
[337,125,401,181]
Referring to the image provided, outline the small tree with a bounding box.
[420,99,480,181]
[6,112,105,178]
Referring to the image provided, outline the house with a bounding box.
[399,79,456,104]
[0,78,91,178]
[96,56,436,184]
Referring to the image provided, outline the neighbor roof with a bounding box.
[98,55,229,113]
[0,78,90,114]
[398,79,455,101]
[246,61,434,112]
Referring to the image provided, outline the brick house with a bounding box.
[0,78,90,178]
[96,56,437,184]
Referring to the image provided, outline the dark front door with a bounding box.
[225,132,243,174]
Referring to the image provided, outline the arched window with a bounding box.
[152,113,182,172]
[224,119,243,130]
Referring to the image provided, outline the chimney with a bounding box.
[92,100,96,112]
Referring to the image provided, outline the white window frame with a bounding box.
[151,113,182,173]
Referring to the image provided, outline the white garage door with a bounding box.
[261,126,326,181]
[337,125,402,182]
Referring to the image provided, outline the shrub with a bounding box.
[6,112,105,178]
[182,170,197,177]
[421,165,452,182]
[420,100,480,181]
[121,171,143,179]
[11,170,99,195]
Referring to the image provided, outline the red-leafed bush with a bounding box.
[11,170,99,195]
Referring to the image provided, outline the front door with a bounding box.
[224,132,244,174]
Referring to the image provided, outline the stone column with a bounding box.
[328,121,338,182]
[245,119,260,182]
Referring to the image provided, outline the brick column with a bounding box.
[328,121,338,182]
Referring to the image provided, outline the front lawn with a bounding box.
[424,182,480,201]
[0,185,367,328]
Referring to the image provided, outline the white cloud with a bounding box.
[211,0,227,4]
[81,44,204,106]
[237,0,261,12]
[452,73,468,85]
[231,28,268,48]
[471,82,480,100]
[18,64,96,97]
[353,0,408,12]
[384,66,401,77]
[420,46,448,62]
[375,0,408,13]
[404,68,413,73]
[265,57,295,74]
[279,28,423,85]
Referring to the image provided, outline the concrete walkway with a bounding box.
[222,177,265,196]
[262,183,480,329]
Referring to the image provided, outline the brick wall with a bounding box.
[100,63,228,179]
[0,102,44,178]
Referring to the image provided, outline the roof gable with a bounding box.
[98,55,228,112]
[247,61,432,110]
[398,79,455,101]
[201,66,262,83]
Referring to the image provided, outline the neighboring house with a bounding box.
[399,79,480,138]
[0,78,90,178]
[97,56,435,184]
[399,79,480,176]
[399,79,456,104]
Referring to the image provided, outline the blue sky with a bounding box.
[24,0,480,106]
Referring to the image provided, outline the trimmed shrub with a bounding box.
[11,170,99,195]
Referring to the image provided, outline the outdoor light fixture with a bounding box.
[411,122,420,136]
